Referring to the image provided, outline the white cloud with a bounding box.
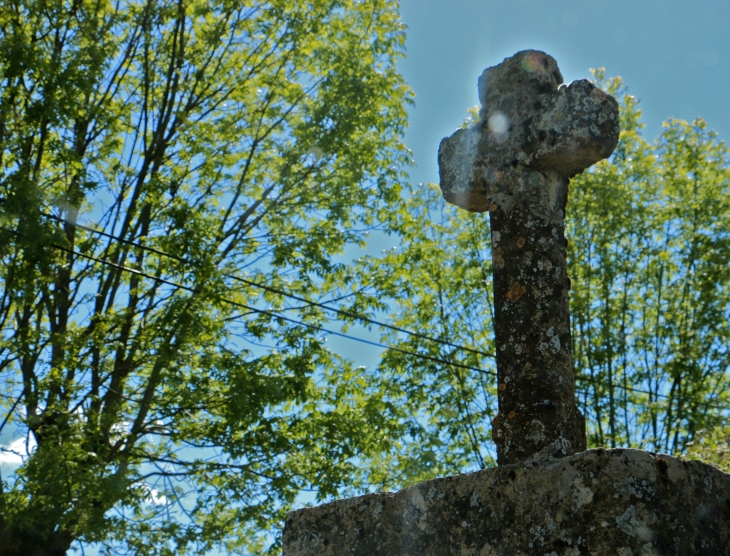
[0,435,37,469]
[147,488,169,506]
[134,481,170,506]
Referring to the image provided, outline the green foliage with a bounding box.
[459,105,480,129]
[569,70,730,453]
[0,0,411,554]
[354,184,498,479]
[685,420,730,472]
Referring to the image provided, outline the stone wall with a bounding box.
[283,449,730,555]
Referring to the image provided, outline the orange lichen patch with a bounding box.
[590,87,608,103]
[525,421,530,427]
[505,283,526,302]
[493,252,505,269]
[498,383,507,391]
[490,202,498,212]
[508,411,516,419]
[517,237,526,248]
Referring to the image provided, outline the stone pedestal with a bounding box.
[283,449,730,555]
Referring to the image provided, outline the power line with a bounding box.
[49,241,498,377]
[49,239,730,408]
[35,217,690,395]
[4,218,728,410]
[42,212,496,360]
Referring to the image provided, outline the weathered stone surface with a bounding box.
[437,51,620,465]
[438,50,619,212]
[283,449,730,556]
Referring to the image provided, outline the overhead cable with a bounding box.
[5,218,727,409]
[42,212,495,360]
[50,241,498,377]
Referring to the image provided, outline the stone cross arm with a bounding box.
[437,50,620,465]
[438,50,619,213]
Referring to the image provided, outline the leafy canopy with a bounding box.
[0,0,412,554]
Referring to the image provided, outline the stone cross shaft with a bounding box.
[438,50,620,465]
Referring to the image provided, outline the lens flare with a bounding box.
[521,52,547,73]
[488,111,509,134]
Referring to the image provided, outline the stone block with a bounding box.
[283,449,730,555]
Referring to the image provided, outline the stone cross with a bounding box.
[438,50,620,465]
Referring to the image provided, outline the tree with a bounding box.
[357,184,498,478]
[568,72,730,453]
[365,70,730,476]
[0,0,412,554]
[685,420,730,472]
